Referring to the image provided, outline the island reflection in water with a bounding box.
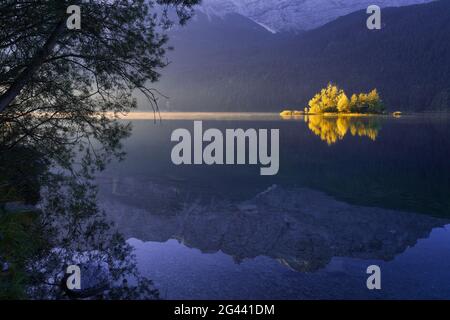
[281,114,381,145]
[96,113,450,299]
[306,115,381,145]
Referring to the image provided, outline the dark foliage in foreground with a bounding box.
[0,0,199,299]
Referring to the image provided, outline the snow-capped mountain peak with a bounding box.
[199,0,436,32]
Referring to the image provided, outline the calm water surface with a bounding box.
[97,113,450,299]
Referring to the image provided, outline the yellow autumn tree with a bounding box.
[358,89,385,113]
[307,83,344,114]
[349,94,358,112]
[337,93,350,113]
[306,85,385,114]
[308,94,322,114]
[367,89,379,102]
[358,93,368,105]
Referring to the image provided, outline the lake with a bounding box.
[96,113,450,299]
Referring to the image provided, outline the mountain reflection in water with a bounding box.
[100,180,447,273]
[93,114,450,299]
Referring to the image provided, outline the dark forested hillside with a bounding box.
[153,0,450,112]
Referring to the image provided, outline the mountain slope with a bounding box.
[153,0,450,112]
[199,0,436,32]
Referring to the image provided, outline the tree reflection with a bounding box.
[0,109,159,299]
[305,115,381,145]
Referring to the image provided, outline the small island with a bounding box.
[281,83,386,116]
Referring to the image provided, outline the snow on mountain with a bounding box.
[199,0,436,32]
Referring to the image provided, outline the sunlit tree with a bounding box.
[337,93,350,113]
[307,84,385,114]
[307,83,344,114]
[350,94,359,112]
[367,89,380,102]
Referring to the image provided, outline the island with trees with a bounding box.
[281,83,387,116]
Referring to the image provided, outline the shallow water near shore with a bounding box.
[97,113,450,299]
